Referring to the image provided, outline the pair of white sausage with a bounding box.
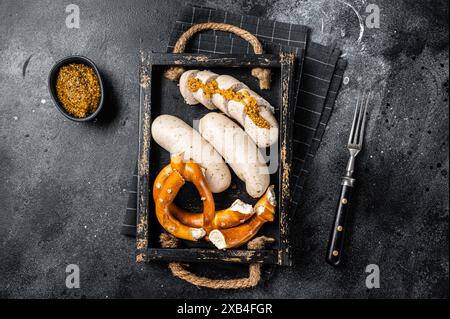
[151,115,231,194]
[151,114,270,198]
[179,70,279,148]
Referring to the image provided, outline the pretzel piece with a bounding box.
[154,170,206,241]
[153,163,253,230]
[170,155,215,232]
[208,186,276,249]
[171,199,255,229]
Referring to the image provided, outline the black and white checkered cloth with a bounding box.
[121,5,346,237]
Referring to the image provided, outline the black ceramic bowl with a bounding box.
[48,56,104,122]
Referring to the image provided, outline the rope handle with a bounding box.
[164,22,272,90]
[160,233,275,289]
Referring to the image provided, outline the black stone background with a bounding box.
[0,0,448,298]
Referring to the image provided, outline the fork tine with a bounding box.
[357,91,371,146]
[348,92,361,145]
[353,92,365,145]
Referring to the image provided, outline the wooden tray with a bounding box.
[136,52,296,266]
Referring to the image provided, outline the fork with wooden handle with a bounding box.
[326,91,371,267]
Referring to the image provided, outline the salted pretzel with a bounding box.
[154,168,207,241]
[171,199,255,229]
[208,186,276,249]
[153,155,215,240]
[154,163,255,230]
[153,156,277,247]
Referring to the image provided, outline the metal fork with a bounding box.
[326,91,371,267]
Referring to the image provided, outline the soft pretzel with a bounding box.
[154,169,206,241]
[179,70,279,148]
[154,164,255,229]
[208,186,276,249]
[171,199,255,229]
[153,158,276,248]
[170,155,216,232]
[153,155,217,240]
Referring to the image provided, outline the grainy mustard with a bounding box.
[56,63,101,118]
[188,78,270,129]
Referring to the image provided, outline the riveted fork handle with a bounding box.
[326,178,354,267]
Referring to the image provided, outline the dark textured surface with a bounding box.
[0,0,448,298]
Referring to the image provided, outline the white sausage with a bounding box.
[151,115,231,193]
[226,88,246,126]
[227,89,279,148]
[179,70,199,105]
[191,70,218,110]
[212,75,248,115]
[199,113,270,198]
[244,105,279,149]
[179,70,279,148]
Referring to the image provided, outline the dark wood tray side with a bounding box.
[137,53,295,266]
